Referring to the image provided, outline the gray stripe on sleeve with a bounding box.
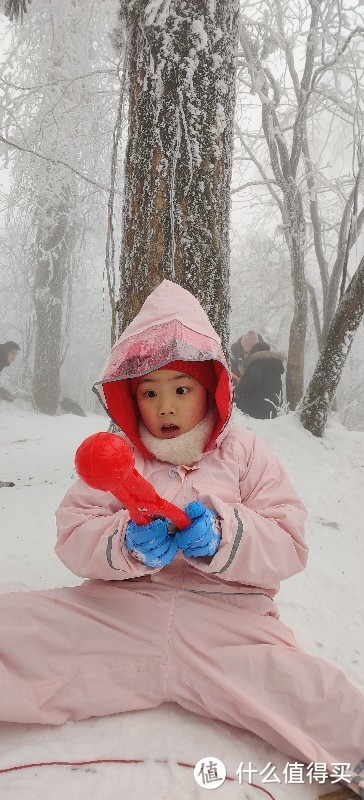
[218,509,243,574]
[106,530,122,570]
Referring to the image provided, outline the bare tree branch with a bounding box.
[3,0,31,23]
[0,133,116,192]
[307,280,322,349]
[234,122,284,211]
[231,179,279,194]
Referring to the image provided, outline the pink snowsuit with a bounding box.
[0,280,363,797]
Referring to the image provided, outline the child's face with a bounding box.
[136,369,208,439]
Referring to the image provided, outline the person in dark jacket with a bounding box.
[0,342,20,486]
[230,331,262,388]
[0,341,20,402]
[0,341,20,373]
[235,341,285,419]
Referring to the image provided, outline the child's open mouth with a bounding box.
[161,424,180,438]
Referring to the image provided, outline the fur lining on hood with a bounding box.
[93,281,233,460]
[243,350,286,372]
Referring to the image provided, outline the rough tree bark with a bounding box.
[301,254,364,437]
[117,0,239,352]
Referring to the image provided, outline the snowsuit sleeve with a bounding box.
[184,430,308,593]
[55,478,162,581]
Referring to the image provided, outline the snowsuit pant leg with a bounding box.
[0,581,176,725]
[166,591,364,795]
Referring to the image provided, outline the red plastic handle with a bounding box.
[75,432,190,530]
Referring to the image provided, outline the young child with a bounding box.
[0,280,363,798]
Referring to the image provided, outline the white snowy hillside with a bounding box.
[0,401,363,800]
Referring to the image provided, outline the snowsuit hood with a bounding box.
[93,280,233,459]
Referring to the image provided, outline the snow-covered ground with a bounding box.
[0,400,363,800]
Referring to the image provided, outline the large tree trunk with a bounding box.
[301,254,364,437]
[117,0,239,352]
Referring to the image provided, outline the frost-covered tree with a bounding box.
[1,0,120,412]
[116,0,239,351]
[301,253,364,437]
[236,0,364,408]
[31,2,100,413]
[229,228,292,350]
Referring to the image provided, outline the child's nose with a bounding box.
[159,395,175,415]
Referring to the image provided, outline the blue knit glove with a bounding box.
[125,517,178,568]
[175,501,221,557]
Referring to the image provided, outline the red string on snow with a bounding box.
[75,432,190,529]
[0,757,277,799]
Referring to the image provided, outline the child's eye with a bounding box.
[144,390,157,398]
[176,386,189,395]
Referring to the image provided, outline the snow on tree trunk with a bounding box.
[117,0,239,352]
[30,1,89,414]
[301,255,364,437]
[284,186,307,409]
[32,179,73,414]
[3,0,118,412]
